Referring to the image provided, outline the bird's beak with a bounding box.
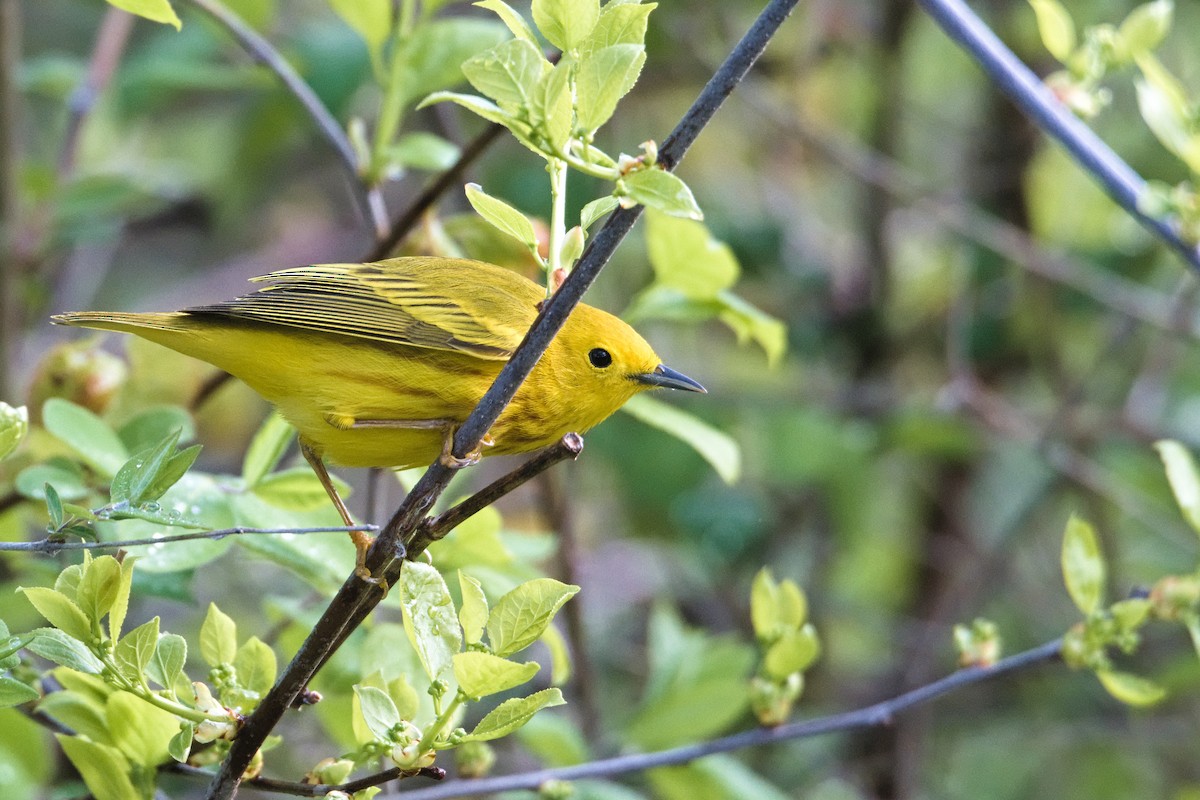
[634,364,707,393]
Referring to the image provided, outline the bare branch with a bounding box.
[58,7,135,178]
[0,525,377,553]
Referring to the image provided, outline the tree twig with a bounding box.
[0,524,378,554]
[914,0,1200,271]
[58,7,135,178]
[202,3,801,796]
[382,639,1064,800]
[181,0,386,237]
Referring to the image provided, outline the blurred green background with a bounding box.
[3,0,1200,797]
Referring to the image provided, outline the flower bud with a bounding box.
[455,741,496,779]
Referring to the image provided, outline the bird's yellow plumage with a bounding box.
[53,257,704,578]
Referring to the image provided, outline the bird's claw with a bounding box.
[438,431,494,469]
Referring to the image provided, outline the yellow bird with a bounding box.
[53,257,705,579]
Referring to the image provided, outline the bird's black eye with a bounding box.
[588,348,613,369]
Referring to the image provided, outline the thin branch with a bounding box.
[365,121,505,261]
[382,640,1064,800]
[172,760,445,797]
[0,0,21,401]
[203,3,801,796]
[0,525,377,554]
[914,0,1200,271]
[58,7,135,178]
[181,0,386,236]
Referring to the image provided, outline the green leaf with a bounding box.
[750,568,779,642]
[107,557,137,644]
[353,685,402,740]
[620,395,741,485]
[241,412,294,487]
[1119,0,1172,58]
[645,210,738,297]
[465,183,539,251]
[104,0,181,30]
[233,636,277,698]
[19,587,93,642]
[42,398,130,478]
[762,625,820,679]
[1028,0,1076,61]
[1062,515,1106,614]
[76,555,123,627]
[146,633,187,693]
[117,406,194,455]
[540,623,571,685]
[581,196,618,230]
[45,483,64,530]
[475,0,537,42]
[487,578,579,657]
[1135,78,1200,172]
[714,290,788,367]
[200,603,238,667]
[464,687,565,742]
[0,402,28,461]
[329,0,391,59]
[427,506,513,571]
[0,677,40,707]
[420,91,515,129]
[16,462,89,502]
[462,38,549,112]
[620,169,702,219]
[388,132,461,172]
[532,0,599,50]
[251,466,351,511]
[459,571,489,646]
[580,1,655,55]
[58,735,140,800]
[114,617,160,680]
[1155,440,1200,535]
[399,561,462,684]
[576,43,645,132]
[533,60,573,151]
[106,691,179,766]
[1097,670,1167,706]
[453,651,539,698]
[168,722,194,762]
[26,628,104,673]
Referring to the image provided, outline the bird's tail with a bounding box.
[51,311,191,335]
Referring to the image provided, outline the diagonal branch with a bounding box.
[915,0,1200,271]
[182,0,387,237]
[384,639,1064,800]
[202,2,802,796]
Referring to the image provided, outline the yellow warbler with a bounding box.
[53,257,705,577]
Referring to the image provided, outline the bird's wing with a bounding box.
[184,258,542,360]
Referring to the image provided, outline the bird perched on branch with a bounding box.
[54,257,705,580]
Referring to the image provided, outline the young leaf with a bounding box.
[16,462,88,502]
[1096,670,1167,706]
[0,676,40,708]
[329,0,391,59]
[19,587,93,642]
[620,169,703,219]
[107,557,137,643]
[26,628,104,673]
[117,406,194,455]
[487,579,580,657]
[453,651,539,698]
[475,0,537,42]
[42,398,130,478]
[645,210,738,297]
[114,617,160,680]
[45,483,64,530]
[233,636,277,698]
[462,38,549,112]
[389,132,462,172]
[540,623,572,685]
[241,412,294,487]
[106,691,179,766]
[459,571,489,646]
[168,722,195,762]
[0,402,27,461]
[464,687,565,741]
[200,603,238,667]
[1062,515,1106,615]
[1119,0,1172,58]
[105,0,181,30]
[399,561,462,683]
[580,1,655,55]
[750,568,780,643]
[146,633,187,693]
[532,0,599,51]
[620,395,741,485]
[580,196,618,230]
[56,734,140,800]
[762,625,820,680]
[419,91,515,129]
[533,60,573,151]
[465,183,540,251]
[1027,0,1076,62]
[576,43,645,132]
[354,685,403,740]
[1156,440,1200,535]
[140,444,201,503]
[76,555,123,627]
[251,466,351,511]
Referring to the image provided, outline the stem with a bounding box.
[559,147,620,181]
[546,157,568,285]
[421,692,465,753]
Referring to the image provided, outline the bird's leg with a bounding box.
[328,415,494,469]
[300,441,380,585]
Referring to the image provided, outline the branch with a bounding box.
[181,0,386,237]
[0,525,377,554]
[914,0,1200,271]
[202,2,801,796]
[364,122,507,262]
[384,640,1064,800]
[58,7,135,178]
